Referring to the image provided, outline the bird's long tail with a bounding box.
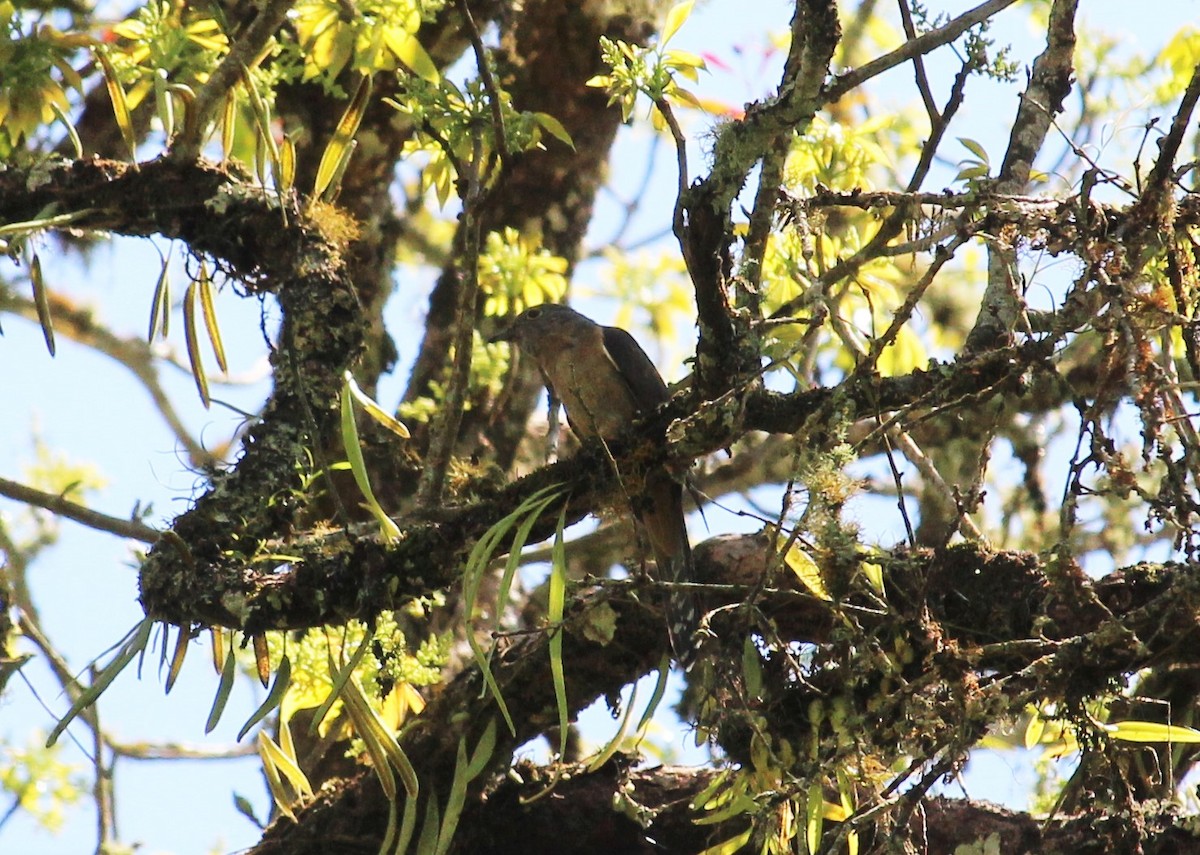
[643,474,701,668]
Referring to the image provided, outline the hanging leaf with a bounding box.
[165,624,189,693]
[29,253,55,356]
[183,277,210,407]
[238,654,292,740]
[47,617,154,746]
[198,262,228,373]
[205,644,237,734]
[147,247,172,343]
[252,633,271,688]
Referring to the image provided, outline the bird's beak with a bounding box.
[489,325,514,344]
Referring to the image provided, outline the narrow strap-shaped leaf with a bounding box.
[548,507,569,758]
[635,653,671,735]
[29,253,55,356]
[585,682,638,773]
[183,277,210,407]
[164,623,189,694]
[252,633,271,688]
[314,75,372,202]
[238,654,292,740]
[209,627,225,675]
[434,738,470,855]
[340,383,402,541]
[198,262,227,373]
[257,734,298,820]
[93,46,136,160]
[47,617,153,746]
[205,643,237,734]
[344,371,410,439]
[308,634,371,736]
[257,729,313,797]
[147,246,172,343]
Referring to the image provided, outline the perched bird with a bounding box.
[491,303,700,667]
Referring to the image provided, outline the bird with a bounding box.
[491,303,700,667]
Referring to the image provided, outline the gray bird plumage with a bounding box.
[492,304,700,667]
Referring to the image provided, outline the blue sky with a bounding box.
[1,1,1193,852]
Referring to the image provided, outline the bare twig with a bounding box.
[0,476,159,543]
[824,0,1021,102]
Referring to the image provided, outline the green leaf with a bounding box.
[205,643,237,734]
[532,112,575,150]
[695,828,753,855]
[240,63,281,187]
[741,637,763,698]
[308,635,371,735]
[586,682,638,773]
[340,381,402,541]
[635,653,671,734]
[50,101,83,159]
[29,253,55,357]
[548,507,569,759]
[153,68,175,143]
[147,247,172,343]
[344,371,410,439]
[958,136,990,164]
[806,781,823,855]
[464,718,497,782]
[47,617,154,746]
[238,654,292,740]
[164,624,189,694]
[781,540,830,601]
[435,738,470,855]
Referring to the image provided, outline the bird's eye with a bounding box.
[525,308,542,320]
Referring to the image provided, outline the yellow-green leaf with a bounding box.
[198,262,228,373]
[782,540,830,601]
[314,75,372,201]
[30,253,55,356]
[340,380,402,541]
[94,46,136,160]
[147,249,172,343]
[183,278,210,407]
[661,0,694,45]
[344,371,410,439]
[806,781,823,855]
[1105,720,1200,743]
[532,113,574,150]
[279,134,296,192]
[385,31,439,84]
[165,624,189,694]
[257,730,313,798]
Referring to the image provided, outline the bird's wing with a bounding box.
[601,326,670,413]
